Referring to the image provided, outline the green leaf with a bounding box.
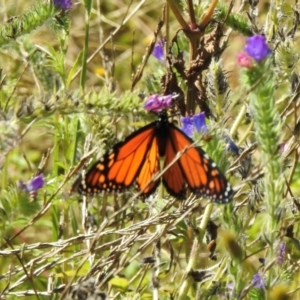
[109,277,129,291]
[67,50,83,87]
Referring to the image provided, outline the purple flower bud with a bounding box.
[277,242,286,265]
[143,94,173,113]
[252,273,264,289]
[53,0,72,10]
[192,112,207,133]
[180,116,193,137]
[244,35,270,62]
[27,174,45,192]
[152,39,165,62]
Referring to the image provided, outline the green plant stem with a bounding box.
[80,0,93,92]
[237,121,254,146]
[247,61,284,286]
[53,115,60,177]
[151,161,165,299]
[72,119,80,166]
[230,105,246,137]
[206,256,228,289]
[1,154,8,191]
[177,202,213,299]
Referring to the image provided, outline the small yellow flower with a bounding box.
[94,67,106,76]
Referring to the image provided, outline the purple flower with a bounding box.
[28,174,45,191]
[277,243,286,265]
[181,112,208,137]
[152,39,165,62]
[53,0,72,10]
[244,35,270,62]
[192,112,207,133]
[252,273,264,289]
[181,116,193,137]
[19,174,45,193]
[143,94,173,113]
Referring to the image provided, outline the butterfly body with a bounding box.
[75,111,233,203]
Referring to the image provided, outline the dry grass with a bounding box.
[0,0,300,300]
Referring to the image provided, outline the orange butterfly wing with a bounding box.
[77,123,160,195]
[135,136,161,196]
[162,124,232,203]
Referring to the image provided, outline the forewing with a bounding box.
[136,135,160,196]
[163,125,233,203]
[76,123,156,194]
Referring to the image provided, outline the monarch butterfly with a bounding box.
[73,110,233,204]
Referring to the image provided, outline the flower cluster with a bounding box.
[181,112,207,137]
[180,114,239,154]
[143,94,173,113]
[277,242,286,265]
[143,97,239,155]
[237,35,270,68]
[227,273,265,297]
[252,273,265,289]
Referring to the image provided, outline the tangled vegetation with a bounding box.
[0,0,300,299]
